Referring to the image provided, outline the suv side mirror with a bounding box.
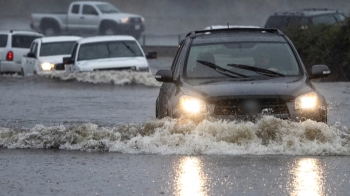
[155,69,173,83]
[27,52,35,58]
[311,65,330,79]
[63,57,74,64]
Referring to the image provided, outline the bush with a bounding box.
[284,23,350,81]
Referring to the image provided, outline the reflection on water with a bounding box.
[174,157,208,196]
[290,158,325,196]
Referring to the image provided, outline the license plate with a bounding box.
[135,25,140,30]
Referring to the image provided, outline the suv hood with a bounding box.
[182,77,313,100]
[77,57,148,71]
[102,13,143,20]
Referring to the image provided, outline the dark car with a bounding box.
[264,8,346,30]
[154,28,330,123]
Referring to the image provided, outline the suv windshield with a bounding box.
[78,41,143,61]
[96,4,120,14]
[0,34,7,47]
[186,42,300,79]
[40,41,77,57]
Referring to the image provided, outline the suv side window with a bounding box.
[12,35,42,48]
[265,16,288,29]
[82,5,98,15]
[33,43,38,56]
[71,43,78,61]
[0,34,7,47]
[29,42,36,53]
[71,4,80,14]
[334,13,346,23]
[299,17,310,25]
[170,41,185,72]
[28,42,38,57]
[288,17,301,26]
[311,14,337,25]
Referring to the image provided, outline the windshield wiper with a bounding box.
[199,78,252,85]
[122,42,137,56]
[227,63,285,77]
[197,60,249,78]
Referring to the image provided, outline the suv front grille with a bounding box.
[213,98,289,117]
[129,17,142,24]
[54,63,64,71]
[94,67,136,71]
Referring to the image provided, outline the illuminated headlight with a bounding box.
[41,62,55,71]
[295,92,318,109]
[120,17,129,23]
[179,95,207,113]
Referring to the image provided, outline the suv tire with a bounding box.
[41,22,60,36]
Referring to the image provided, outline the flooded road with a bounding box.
[1,57,350,195]
[1,149,350,196]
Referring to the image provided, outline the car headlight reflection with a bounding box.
[41,62,55,71]
[180,95,207,113]
[295,92,318,109]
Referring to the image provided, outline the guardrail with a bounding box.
[139,34,186,46]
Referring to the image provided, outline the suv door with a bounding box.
[22,41,38,75]
[81,4,100,33]
[67,3,83,34]
[157,41,185,118]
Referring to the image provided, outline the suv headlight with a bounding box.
[120,17,129,23]
[41,62,55,71]
[179,95,207,113]
[295,92,318,110]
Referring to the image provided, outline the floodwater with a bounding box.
[1,57,350,195]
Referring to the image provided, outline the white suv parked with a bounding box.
[0,30,43,75]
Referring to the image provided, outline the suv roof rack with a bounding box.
[302,8,337,11]
[274,8,338,16]
[186,28,284,38]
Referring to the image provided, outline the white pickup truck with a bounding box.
[30,1,145,39]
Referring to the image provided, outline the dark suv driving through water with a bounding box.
[264,8,346,31]
[155,28,330,123]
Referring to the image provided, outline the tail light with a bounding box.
[6,51,13,61]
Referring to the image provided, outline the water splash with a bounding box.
[1,116,349,155]
[40,71,161,87]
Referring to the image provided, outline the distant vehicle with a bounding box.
[265,8,347,30]
[21,36,81,76]
[63,35,149,72]
[30,1,145,39]
[155,28,330,123]
[204,25,260,30]
[0,30,43,75]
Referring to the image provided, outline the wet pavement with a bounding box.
[1,149,350,196]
